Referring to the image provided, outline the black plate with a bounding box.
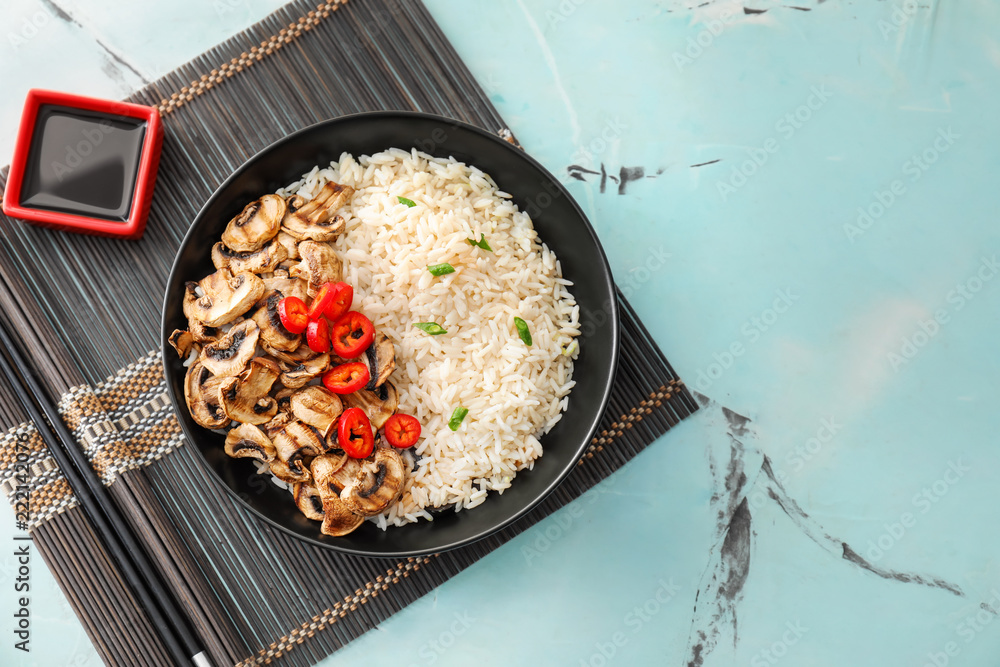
[161,112,619,557]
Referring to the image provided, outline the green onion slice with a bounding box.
[514,317,532,346]
[413,322,447,335]
[397,196,417,207]
[427,263,456,276]
[448,407,469,431]
[467,235,492,251]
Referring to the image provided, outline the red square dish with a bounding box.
[2,89,163,240]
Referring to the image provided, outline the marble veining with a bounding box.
[38,0,151,84]
[684,396,964,665]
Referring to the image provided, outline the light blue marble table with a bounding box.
[3,1,1000,665]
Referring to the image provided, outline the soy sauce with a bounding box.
[19,105,146,222]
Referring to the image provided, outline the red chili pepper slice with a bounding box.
[277,296,309,334]
[338,407,374,458]
[324,282,353,322]
[382,413,421,448]
[306,282,342,321]
[330,311,375,358]
[322,362,370,395]
[305,318,330,353]
[307,285,333,321]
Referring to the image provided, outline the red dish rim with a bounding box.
[2,89,162,240]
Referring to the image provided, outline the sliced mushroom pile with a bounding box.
[171,184,413,537]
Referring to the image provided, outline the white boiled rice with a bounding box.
[279,148,580,527]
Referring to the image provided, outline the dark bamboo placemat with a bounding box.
[0,1,698,665]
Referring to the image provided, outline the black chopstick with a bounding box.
[0,318,212,667]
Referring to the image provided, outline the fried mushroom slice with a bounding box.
[322,457,362,494]
[340,382,398,430]
[281,182,353,241]
[211,237,288,274]
[263,411,294,440]
[218,357,280,425]
[189,319,219,344]
[275,231,300,260]
[263,339,319,364]
[320,497,365,537]
[290,386,343,438]
[168,329,195,359]
[320,447,348,473]
[278,353,329,389]
[292,483,325,521]
[289,241,342,297]
[260,274,309,305]
[275,386,296,415]
[363,331,395,390]
[221,194,286,252]
[224,423,276,462]
[283,201,344,242]
[310,455,364,536]
[310,453,349,492]
[182,283,220,343]
[184,361,228,429]
[251,291,301,353]
[190,269,265,327]
[181,281,200,319]
[199,319,259,377]
[339,447,405,517]
[270,460,310,485]
[270,420,324,483]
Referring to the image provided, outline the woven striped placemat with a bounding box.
[0,1,698,665]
